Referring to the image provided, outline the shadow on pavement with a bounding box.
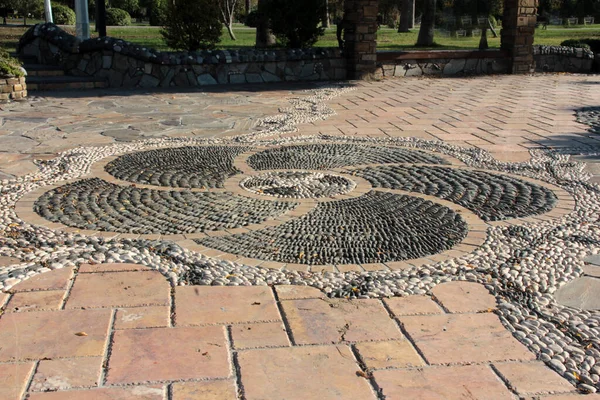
[25,81,356,99]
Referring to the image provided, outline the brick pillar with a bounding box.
[344,0,379,80]
[501,0,538,74]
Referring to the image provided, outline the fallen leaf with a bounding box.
[356,370,373,379]
[74,331,88,336]
[251,302,261,305]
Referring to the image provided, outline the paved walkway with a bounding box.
[0,263,583,399]
[1,74,600,399]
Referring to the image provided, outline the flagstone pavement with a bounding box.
[2,74,600,399]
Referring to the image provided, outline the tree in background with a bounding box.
[52,3,76,23]
[398,0,414,31]
[10,0,43,25]
[110,0,139,16]
[264,0,326,48]
[0,0,14,24]
[160,0,222,51]
[416,0,436,45]
[255,0,275,47]
[145,0,166,26]
[218,0,238,40]
[378,0,401,28]
[322,0,329,27]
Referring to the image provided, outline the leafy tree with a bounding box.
[264,0,326,48]
[146,0,166,25]
[0,0,15,24]
[110,0,139,16]
[11,0,43,25]
[160,0,222,51]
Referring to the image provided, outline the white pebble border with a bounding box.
[0,83,599,393]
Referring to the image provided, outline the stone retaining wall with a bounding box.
[18,23,346,88]
[0,76,27,101]
[533,45,594,73]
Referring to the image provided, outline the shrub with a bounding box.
[244,9,260,27]
[110,0,140,16]
[160,0,222,51]
[106,8,131,26]
[148,0,167,26]
[52,4,76,25]
[561,38,600,52]
[264,0,326,48]
[0,49,23,77]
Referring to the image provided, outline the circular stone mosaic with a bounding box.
[240,171,356,198]
[352,165,558,221]
[33,178,297,234]
[247,143,451,170]
[33,143,560,265]
[199,191,468,265]
[105,145,251,188]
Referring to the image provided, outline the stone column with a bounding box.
[501,0,537,73]
[343,0,379,80]
[74,0,90,40]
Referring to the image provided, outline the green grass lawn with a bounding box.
[101,26,500,51]
[1,22,600,54]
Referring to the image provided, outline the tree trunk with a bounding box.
[416,0,435,46]
[408,0,414,28]
[322,0,329,28]
[226,21,236,40]
[245,0,250,14]
[255,0,275,47]
[219,0,237,40]
[398,0,411,32]
[488,18,497,38]
[478,25,488,49]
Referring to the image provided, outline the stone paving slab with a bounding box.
[554,276,600,310]
[0,308,112,362]
[237,345,375,400]
[400,313,536,364]
[373,364,514,399]
[30,357,103,391]
[106,326,230,384]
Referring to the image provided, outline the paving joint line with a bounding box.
[21,359,39,400]
[226,325,246,400]
[488,362,523,398]
[59,266,79,310]
[349,343,385,400]
[271,286,297,347]
[99,308,117,387]
[379,298,431,366]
